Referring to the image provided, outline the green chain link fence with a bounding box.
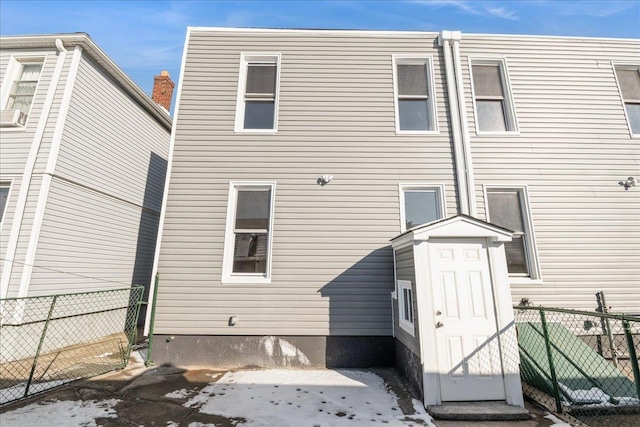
[0,286,144,406]
[514,305,640,427]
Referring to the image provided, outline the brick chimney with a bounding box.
[152,70,175,111]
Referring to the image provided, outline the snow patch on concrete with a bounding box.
[1,398,120,427]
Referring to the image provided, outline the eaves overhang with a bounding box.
[0,32,172,131]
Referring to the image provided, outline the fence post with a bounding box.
[623,318,640,400]
[25,295,57,398]
[540,308,563,413]
[145,274,159,367]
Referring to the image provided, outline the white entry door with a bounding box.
[429,239,506,402]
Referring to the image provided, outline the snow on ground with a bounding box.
[183,369,435,426]
[0,379,72,405]
[544,413,572,427]
[0,398,120,427]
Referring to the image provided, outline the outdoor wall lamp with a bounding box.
[618,176,640,190]
[317,175,333,186]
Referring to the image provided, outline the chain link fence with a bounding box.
[514,305,640,427]
[0,286,144,406]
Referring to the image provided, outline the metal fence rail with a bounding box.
[0,286,144,406]
[514,305,640,427]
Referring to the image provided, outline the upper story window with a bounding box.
[470,59,518,133]
[615,66,640,136]
[1,60,43,128]
[399,183,446,232]
[393,56,438,133]
[235,54,280,133]
[485,187,540,282]
[0,182,10,225]
[222,182,276,283]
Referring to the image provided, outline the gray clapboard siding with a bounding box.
[54,54,168,212]
[154,29,459,336]
[393,245,420,357]
[29,176,158,295]
[461,35,640,313]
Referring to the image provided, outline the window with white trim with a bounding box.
[485,187,539,279]
[0,182,10,225]
[393,57,438,133]
[470,59,517,133]
[615,66,640,136]
[399,184,445,232]
[398,280,415,336]
[222,182,275,283]
[235,54,280,132]
[5,61,43,113]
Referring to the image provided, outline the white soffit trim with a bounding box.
[0,48,67,298]
[144,28,191,336]
[187,26,440,37]
[17,46,82,298]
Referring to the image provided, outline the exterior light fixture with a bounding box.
[618,177,640,190]
[317,175,333,186]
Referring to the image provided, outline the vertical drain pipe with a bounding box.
[451,37,478,217]
[438,31,469,215]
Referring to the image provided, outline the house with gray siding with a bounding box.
[147,27,639,407]
[0,33,171,305]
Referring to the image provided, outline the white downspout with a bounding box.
[0,39,68,298]
[438,31,469,215]
[451,38,478,217]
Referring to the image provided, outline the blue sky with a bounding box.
[2,0,639,112]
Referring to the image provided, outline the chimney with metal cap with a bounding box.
[152,70,174,112]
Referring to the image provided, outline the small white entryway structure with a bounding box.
[391,215,524,408]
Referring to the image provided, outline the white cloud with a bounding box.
[412,0,519,20]
[485,6,519,20]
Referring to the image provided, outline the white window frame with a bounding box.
[469,57,519,135]
[483,185,542,284]
[397,279,415,336]
[392,55,439,135]
[612,63,640,138]
[222,181,276,284]
[398,183,446,232]
[0,179,13,230]
[234,53,281,133]
[1,55,45,131]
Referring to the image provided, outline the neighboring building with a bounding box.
[0,33,172,304]
[146,27,639,406]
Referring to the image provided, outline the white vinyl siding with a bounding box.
[470,58,518,133]
[399,183,445,232]
[465,35,639,313]
[614,66,640,136]
[234,54,280,132]
[222,182,275,284]
[154,29,456,336]
[393,56,438,133]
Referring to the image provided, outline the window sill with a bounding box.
[233,128,278,134]
[0,125,27,132]
[398,320,415,337]
[509,277,543,286]
[221,275,271,285]
[475,130,520,137]
[395,129,440,136]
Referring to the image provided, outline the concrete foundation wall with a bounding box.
[394,339,423,401]
[151,335,394,369]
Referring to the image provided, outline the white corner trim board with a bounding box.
[16,46,82,298]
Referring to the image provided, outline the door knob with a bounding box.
[436,321,444,328]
